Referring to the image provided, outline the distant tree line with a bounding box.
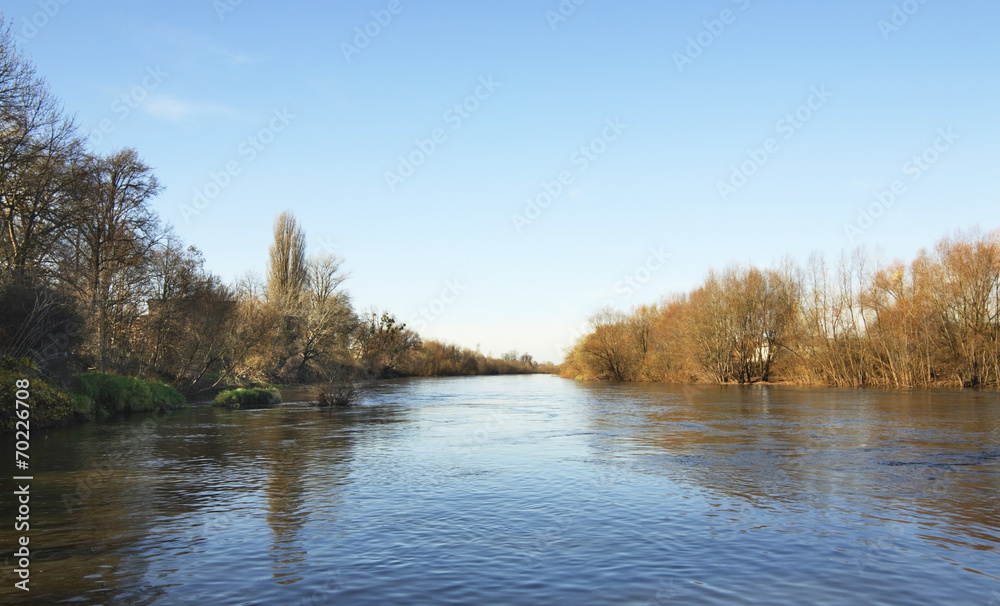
[0,21,542,397]
[563,229,1000,389]
[407,342,545,377]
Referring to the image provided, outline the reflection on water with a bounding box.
[1,376,998,604]
[610,383,1000,551]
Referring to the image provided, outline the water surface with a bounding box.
[2,376,999,604]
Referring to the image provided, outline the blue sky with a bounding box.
[4,0,999,362]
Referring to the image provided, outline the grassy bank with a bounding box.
[0,358,186,433]
[0,358,92,432]
[75,372,186,414]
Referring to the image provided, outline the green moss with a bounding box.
[74,372,185,415]
[0,357,92,432]
[214,387,281,409]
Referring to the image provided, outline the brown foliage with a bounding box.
[569,229,1000,388]
[403,340,541,377]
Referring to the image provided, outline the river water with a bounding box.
[2,375,999,604]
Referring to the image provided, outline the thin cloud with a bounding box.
[143,95,244,122]
[211,47,256,66]
[150,25,258,67]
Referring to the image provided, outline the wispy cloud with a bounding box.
[143,95,244,122]
[149,25,258,67]
[210,47,255,66]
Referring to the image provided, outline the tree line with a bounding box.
[0,20,540,397]
[563,228,1000,388]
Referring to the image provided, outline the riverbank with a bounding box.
[0,357,186,433]
[559,370,994,390]
[0,354,558,432]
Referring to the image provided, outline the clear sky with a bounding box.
[4,0,998,362]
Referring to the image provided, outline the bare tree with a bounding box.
[136,240,237,390]
[926,229,1000,386]
[293,253,356,379]
[353,311,420,377]
[56,148,163,370]
[687,272,733,382]
[0,20,81,274]
[575,308,642,382]
[266,211,307,309]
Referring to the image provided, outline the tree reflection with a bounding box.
[0,399,409,603]
[575,381,1000,550]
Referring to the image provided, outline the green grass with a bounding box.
[0,359,186,432]
[214,387,281,409]
[74,372,186,415]
[0,357,93,432]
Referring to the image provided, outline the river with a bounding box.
[2,375,999,604]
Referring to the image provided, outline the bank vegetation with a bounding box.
[563,229,1000,389]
